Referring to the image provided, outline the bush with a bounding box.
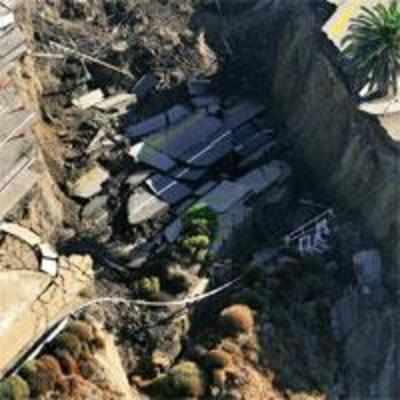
[25,360,58,397]
[79,358,105,382]
[182,235,210,252]
[55,350,80,375]
[165,361,206,397]
[18,361,38,382]
[38,355,63,378]
[185,203,218,236]
[66,321,95,343]
[0,376,30,400]
[132,276,161,299]
[53,333,82,359]
[219,304,255,335]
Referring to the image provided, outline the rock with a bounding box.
[71,165,110,199]
[72,89,104,110]
[127,188,169,225]
[125,170,152,188]
[81,195,109,219]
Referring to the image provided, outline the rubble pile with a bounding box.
[65,73,293,270]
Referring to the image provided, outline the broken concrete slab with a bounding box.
[81,195,109,219]
[127,187,169,225]
[200,180,251,214]
[39,243,59,260]
[95,93,137,112]
[71,165,110,199]
[129,142,176,172]
[125,170,152,187]
[72,89,104,110]
[353,250,383,287]
[164,218,183,243]
[166,105,192,125]
[126,113,167,139]
[132,73,158,98]
[0,223,41,247]
[40,258,58,277]
[85,129,107,154]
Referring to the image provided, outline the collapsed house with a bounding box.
[71,76,292,265]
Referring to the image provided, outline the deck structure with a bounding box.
[0,0,39,220]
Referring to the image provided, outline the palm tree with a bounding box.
[342,0,400,96]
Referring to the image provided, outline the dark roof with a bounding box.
[234,129,274,158]
[187,130,233,167]
[223,100,264,131]
[145,112,223,162]
[129,143,176,172]
[172,166,208,182]
[146,174,192,205]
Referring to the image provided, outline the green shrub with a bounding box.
[53,333,82,359]
[184,203,218,239]
[165,361,206,397]
[0,376,30,400]
[55,350,80,375]
[182,235,210,252]
[24,360,58,397]
[132,276,161,299]
[66,321,95,343]
[38,355,63,378]
[18,361,38,382]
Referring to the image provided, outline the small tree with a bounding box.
[342,0,400,95]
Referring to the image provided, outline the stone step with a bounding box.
[0,137,35,192]
[0,109,35,148]
[0,82,22,115]
[0,28,26,74]
[0,163,39,220]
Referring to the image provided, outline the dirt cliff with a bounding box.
[215,1,399,398]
